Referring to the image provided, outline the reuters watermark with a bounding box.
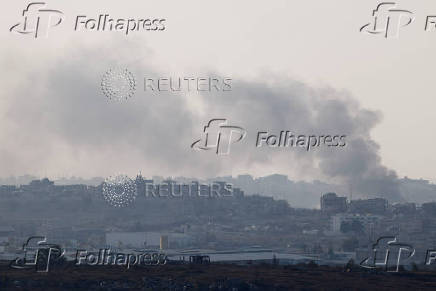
[101,174,237,207]
[144,77,232,92]
[101,68,137,101]
[140,180,234,198]
[101,69,232,101]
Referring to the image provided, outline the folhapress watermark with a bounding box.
[10,2,166,38]
[360,2,414,39]
[361,2,436,38]
[359,236,415,272]
[10,236,65,273]
[191,119,347,155]
[191,119,247,155]
[10,2,64,38]
[75,249,167,269]
[74,15,165,35]
[10,237,166,272]
[357,236,436,272]
[256,131,346,151]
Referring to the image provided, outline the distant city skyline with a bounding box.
[1,174,435,208]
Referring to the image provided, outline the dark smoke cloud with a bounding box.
[0,41,403,202]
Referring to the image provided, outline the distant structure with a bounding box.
[320,193,347,214]
[30,178,54,187]
[160,235,169,250]
[189,255,210,264]
[392,203,416,216]
[349,198,387,215]
[321,192,389,216]
[422,202,436,216]
[19,178,55,192]
[331,213,381,233]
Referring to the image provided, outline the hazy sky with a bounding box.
[1,0,435,185]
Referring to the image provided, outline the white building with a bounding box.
[332,213,381,233]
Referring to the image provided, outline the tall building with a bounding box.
[349,198,387,215]
[320,193,347,214]
[160,235,169,250]
[331,213,381,233]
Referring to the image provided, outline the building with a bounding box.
[331,213,381,233]
[422,202,436,216]
[106,232,193,249]
[320,193,347,214]
[106,232,159,248]
[349,198,387,215]
[0,185,17,193]
[19,178,55,193]
[392,203,416,216]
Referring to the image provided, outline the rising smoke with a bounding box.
[0,41,403,202]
